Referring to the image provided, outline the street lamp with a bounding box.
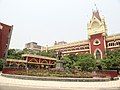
[58,50,62,60]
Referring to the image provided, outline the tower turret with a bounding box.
[87,10,107,38]
[88,10,107,59]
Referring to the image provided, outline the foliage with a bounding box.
[77,54,96,71]
[7,48,120,71]
[7,48,57,60]
[7,49,23,59]
[62,54,96,71]
[0,59,3,71]
[100,49,120,69]
[36,50,56,58]
[22,48,35,54]
[11,69,93,78]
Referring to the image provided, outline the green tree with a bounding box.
[0,59,3,71]
[62,53,96,71]
[7,48,57,60]
[100,49,120,69]
[76,54,96,71]
[23,48,38,54]
[62,54,75,69]
[7,49,23,59]
[36,50,56,58]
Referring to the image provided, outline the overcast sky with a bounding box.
[0,0,120,49]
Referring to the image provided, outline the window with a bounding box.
[95,50,101,59]
[116,42,119,45]
[93,39,100,45]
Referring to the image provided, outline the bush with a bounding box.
[12,68,93,78]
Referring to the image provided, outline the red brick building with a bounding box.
[4,10,120,70]
[25,10,120,59]
[0,22,13,58]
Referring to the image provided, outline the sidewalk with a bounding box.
[0,74,120,90]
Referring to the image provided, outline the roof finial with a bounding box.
[94,2,98,11]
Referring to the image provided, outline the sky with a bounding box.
[0,0,120,49]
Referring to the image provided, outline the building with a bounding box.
[25,42,46,51]
[6,54,57,69]
[4,10,120,70]
[0,22,13,58]
[54,41,67,45]
[25,10,120,59]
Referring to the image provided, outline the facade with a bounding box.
[25,42,46,51]
[25,10,120,59]
[0,22,13,58]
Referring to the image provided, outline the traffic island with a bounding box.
[2,73,119,82]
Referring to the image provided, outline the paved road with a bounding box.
[0,74,120,90]
[0,84,120,90]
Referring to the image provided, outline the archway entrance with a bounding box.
[95,49,102,59]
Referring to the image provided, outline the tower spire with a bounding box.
[92,0,99,11]
[91,1,101,21]
[94,3,97,10]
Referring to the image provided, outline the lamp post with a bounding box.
[58,50,62,60]
[26,56,29,74]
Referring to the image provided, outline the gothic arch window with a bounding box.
[94,49,102,59]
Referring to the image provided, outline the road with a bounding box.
[0,74,120,90]
[0,85,120,90]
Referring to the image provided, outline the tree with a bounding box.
[7,48,57,60]
[0,59,3,71]
[7,49,23,59]
[76,54,96,71]
[62,54,75,69]
[23,48,38,54]
[36,50,56,58]
[62,53,96,71]
[100,49,120,69]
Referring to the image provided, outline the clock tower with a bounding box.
[87,10,107,59]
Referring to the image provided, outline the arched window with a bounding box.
[95,50,101,59]
[116,42,119,45]
[112,43,114,46]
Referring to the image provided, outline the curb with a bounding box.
[2,73,119,82]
